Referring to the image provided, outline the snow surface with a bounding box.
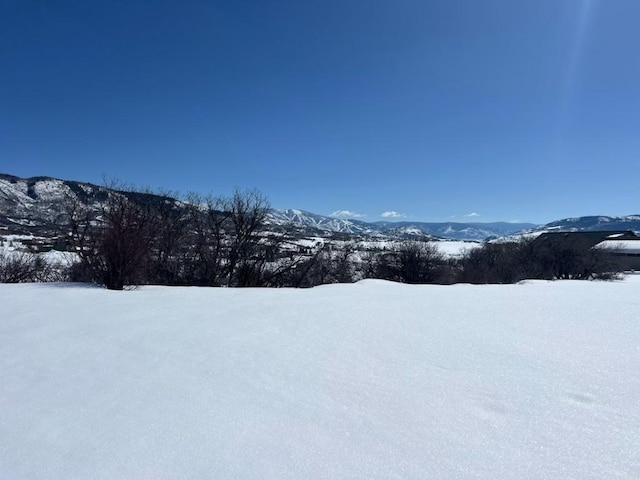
[433,240,480,257]
[2,279,640,479]
[597,240,640,255]
[278,239,478,258]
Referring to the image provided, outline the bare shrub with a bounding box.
[0,251,50,283]
[458,236,623,284]
[372,241,447,284]
[63,184,158,290]
[458,241,526,284]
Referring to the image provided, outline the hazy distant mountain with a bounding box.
[372,221,537,241]
[266,209,382,236]
[532,215,640,234]
[266,209,536,240]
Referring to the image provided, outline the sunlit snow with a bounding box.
[2,278,640,479]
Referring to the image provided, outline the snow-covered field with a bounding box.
[433,240,480,257]
[2,278,640,479]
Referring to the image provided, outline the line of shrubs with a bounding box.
[0,187,623,288]
[1,235,621,288]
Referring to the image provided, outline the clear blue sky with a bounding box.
[2,0,639,224]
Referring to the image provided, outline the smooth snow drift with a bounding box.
[1,279,640,479]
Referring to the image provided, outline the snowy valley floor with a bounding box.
[1,278,640,479]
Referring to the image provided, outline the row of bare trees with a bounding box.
[2,182,622,287]
[1,231,620,288]
[60,186,275,290]
[268,241,454,287]
[57,181,457,289]
[457,238,620,283]
[270,237,620,287]
[57,183,455,290]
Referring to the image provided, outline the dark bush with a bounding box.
[458,236,622,284]
[0,251,63,283]
[372,241,448,284]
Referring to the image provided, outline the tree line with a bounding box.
[0,186,623,288]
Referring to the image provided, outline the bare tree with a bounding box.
[457,236,622,284]
[0,251,47,283]
[274,243,333,288]
[333,242,356,283]
[175,193,231,286]
[458,241,525,284]
[223,189,271,286]
[168,190,274,287]
[62,185,157,290]
[57,183,295,289]
[374,241,446,284]
[145,195,197,285]
[527,236,619,280]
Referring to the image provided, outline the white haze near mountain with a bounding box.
[2,278,640,479]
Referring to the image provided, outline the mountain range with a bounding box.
[1,173,639,242]
[267,208,536,241]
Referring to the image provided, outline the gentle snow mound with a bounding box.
[1,279,640,479]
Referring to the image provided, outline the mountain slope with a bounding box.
[1,174,538,241]
[0,174,173,237]
[266,209,382,236]
[267,209,536,240]
[373,221,537,241]
[8,173,638,241]
[0,174,97,236]
[534,215,640,233]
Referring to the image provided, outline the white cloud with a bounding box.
[464,212,480,218]
[381,211,405,219]
[331,210,365,219]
